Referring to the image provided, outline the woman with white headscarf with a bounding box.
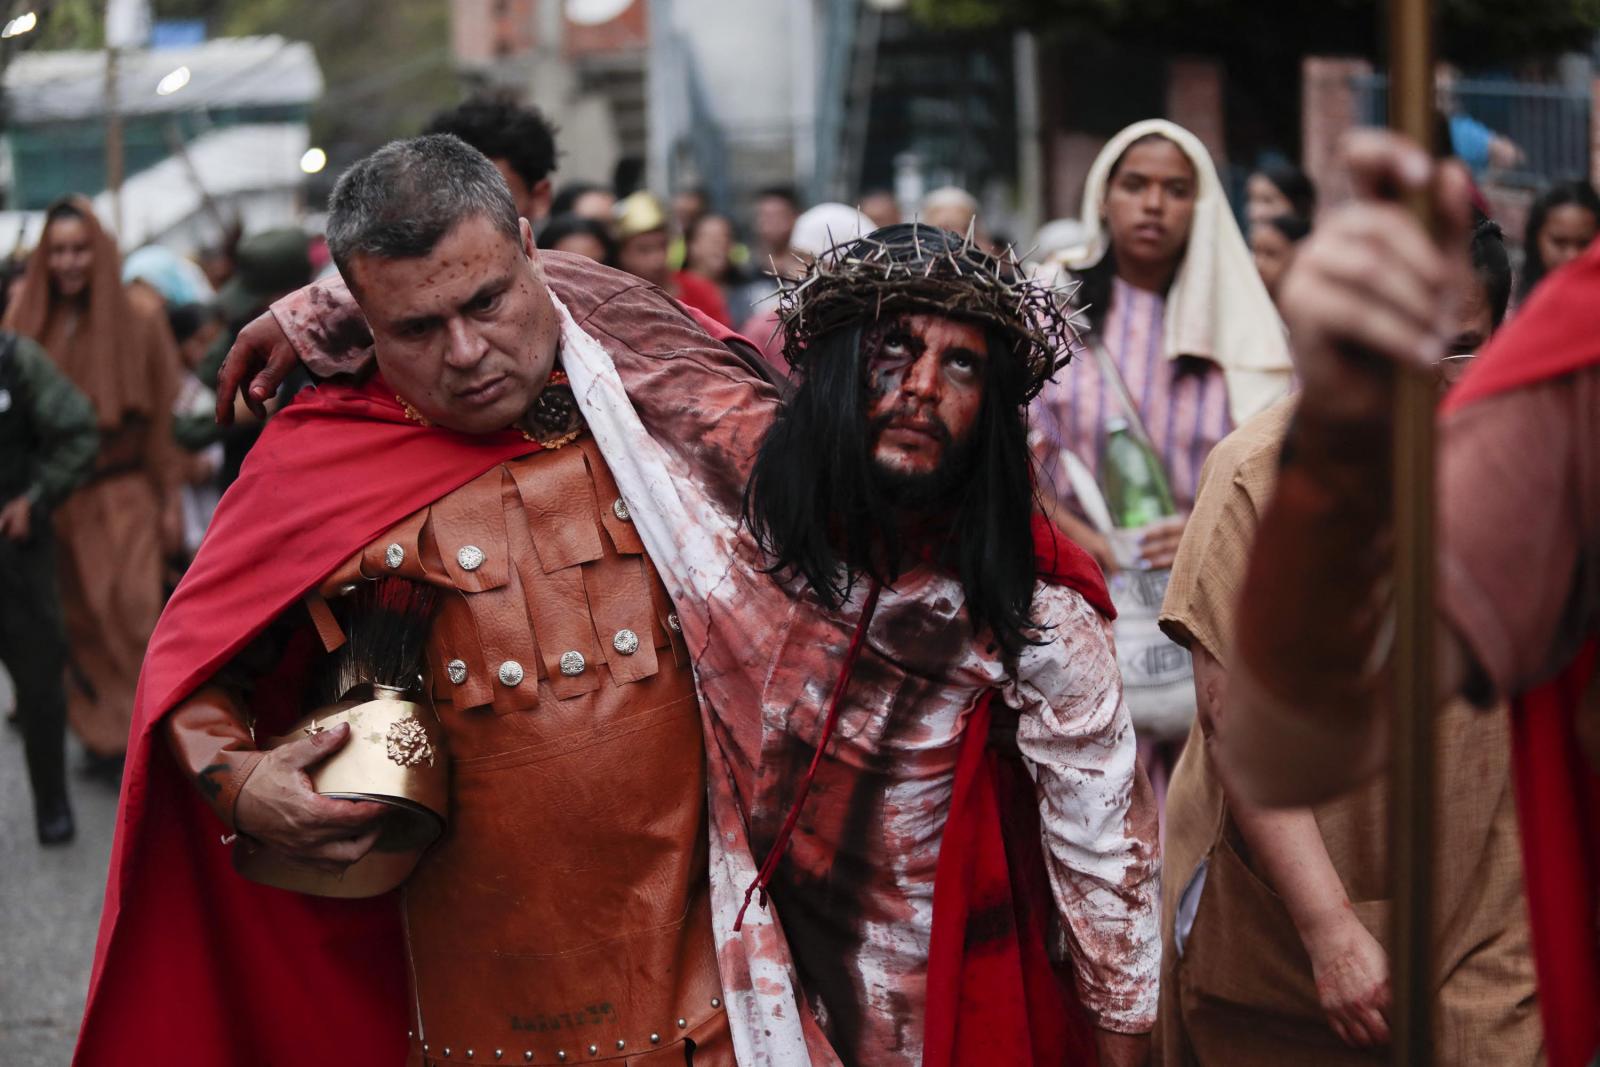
[1029,120,1293,805]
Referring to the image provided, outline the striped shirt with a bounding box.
[1033,275,1233,514]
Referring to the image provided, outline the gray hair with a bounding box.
[326,134,521,285]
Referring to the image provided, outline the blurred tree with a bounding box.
[151,0,459,179]
[911,0,1600,64]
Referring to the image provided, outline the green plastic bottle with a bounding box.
[1101,416,1176,529]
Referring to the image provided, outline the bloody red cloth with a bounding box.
[74,376,536,1067]
[923,516,1111,1067]
[1442,239,1600,1067]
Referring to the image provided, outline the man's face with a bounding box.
[492,157,552,224]
[1439,272,1496,388]
[350,215,560,434]
[858,192,900,231]
[1538,203,1597,274]
[864,312,987,497]
[571,189,616,223]
[45,216,94,299]
[755,195,797,253]
[617,229,671,289]
[1103,139,1197,279]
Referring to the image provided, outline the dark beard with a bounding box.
[867,410,976,511]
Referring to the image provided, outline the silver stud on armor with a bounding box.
[667,613,681,633]
[588,1046,598,1056]
[523,1054,533,1063]
[616,1040,626,1050]
[612,629,639,655]
[557,1052,567,1063]
[612,497,631,521]
[456,545,486,571]
[711,997,722,1009]
[650,1033,661,1044]
[446,659,467,685]
[677,1018,687,1029]
[559,650,586,676]
[495,1053,504,1062]
[384,543,404,569]
[466,1052,474,1061]
[498,661,525,686]
[443,1049,450,1058]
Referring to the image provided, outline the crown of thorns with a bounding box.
[776,223,1081,400]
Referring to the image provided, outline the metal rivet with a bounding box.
[612,629,639,655]
[422,1044,430,1054]
[384,543,405,569]
[498,660,525,686]
[667,612,681,633]
[587,1045,598,1056]
[523,1054,533,1064]
[616,1040,626,1050]
[443,1049,451,1058]
[559,650,586,676]
[446,658,468,685]
[467,1052,474,1061]
[557,1052,567,1063]
[650,1033,661,1044]
[495,1053,504,1062]
[677,1018,687,1028]
[408,1030,415,1040]
[457,545,486,571]
[612,497,631,521]
[711,997,722,1009]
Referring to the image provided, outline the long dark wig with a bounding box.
[1518,179,1600,301]
[742,236,1044,656]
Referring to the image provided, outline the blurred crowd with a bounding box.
[4,77,1598,1060]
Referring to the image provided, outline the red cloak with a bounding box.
[74,375,536,1067]
[1442,239,1600,1067]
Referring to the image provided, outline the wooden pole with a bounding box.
[1386,1,1436,1064]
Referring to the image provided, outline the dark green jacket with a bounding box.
[0,332,99,516]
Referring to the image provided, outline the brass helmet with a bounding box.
[234,578,447,898]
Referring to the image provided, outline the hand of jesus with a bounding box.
[1304,906,1392,1048]
[234,722,389,874]
[215,310,299,425]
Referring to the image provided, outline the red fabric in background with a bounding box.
[74,377,535,1067]
[1442,238,1600,1067]
[922,517,1110,1067]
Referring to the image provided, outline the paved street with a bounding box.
[0,668,120,1067]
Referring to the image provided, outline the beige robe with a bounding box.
[1155,396,1541,1065]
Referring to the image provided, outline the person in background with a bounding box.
[0,261,98,845]
[683,212,756,325]
[614,190,732,325]
[537,212,617,265]
[738,202,869,368]
[1153,214,1537,1066]
[857,187,901,230]
[1245,160,1317,227]
[750,184,801,278]
[191,229,314,492]
[425,91,560,225]
[551,181,617,226]
[166,303,226,563]
[1030,119,1293,812]
[670,185,710,268]
[1517,179,1600,303]
[1250,214,1312,307]
[3,196,185,782]
[1438,64,1526,176]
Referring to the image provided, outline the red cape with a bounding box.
[1442,240,1600,1067]
[924,516,1111,1067]
[74,376,536,1067]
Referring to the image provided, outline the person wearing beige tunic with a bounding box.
[1155,394,1541,1065]
[3,196,181,766]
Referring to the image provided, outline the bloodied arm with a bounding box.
[1007,585,1161,1041]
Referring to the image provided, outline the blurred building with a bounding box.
[449,0,1040,238]
[0,34,323,251]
